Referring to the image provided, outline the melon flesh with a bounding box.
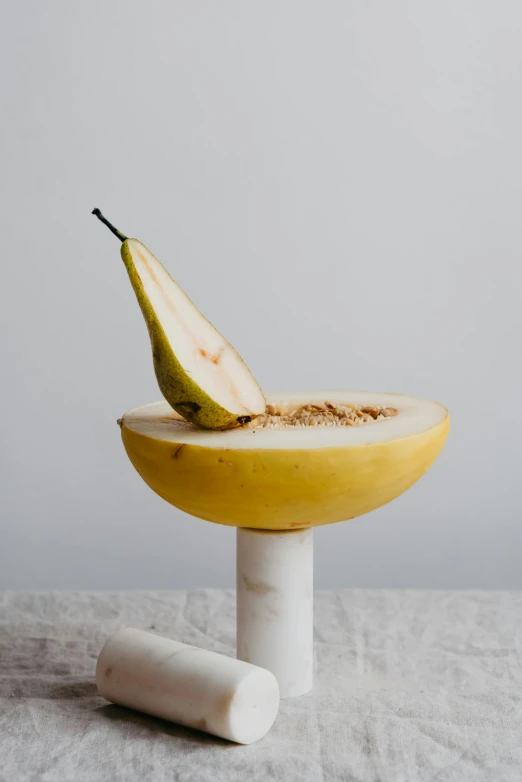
[120,391,449,530]
[122,391,447,449]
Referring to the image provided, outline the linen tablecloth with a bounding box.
[1,589,521,781]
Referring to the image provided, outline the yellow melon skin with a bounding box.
[120,413,449,530]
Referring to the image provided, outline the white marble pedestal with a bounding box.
[236,527,314,698]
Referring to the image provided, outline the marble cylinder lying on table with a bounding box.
[236,527,314,698]
[96,627,280,744]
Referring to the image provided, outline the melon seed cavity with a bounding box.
[247,403,398,430]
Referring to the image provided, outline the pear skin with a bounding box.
[93,209,265,429]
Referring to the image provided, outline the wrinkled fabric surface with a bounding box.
[0,589,521,782]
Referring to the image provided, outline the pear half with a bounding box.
[93,209,265,429]
[120,391,449,530]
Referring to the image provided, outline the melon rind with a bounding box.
[120,391,449,529]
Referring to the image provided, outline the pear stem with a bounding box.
[92,208,128,242]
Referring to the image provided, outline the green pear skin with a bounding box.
[93,209,264,430]
[120,240,244,429]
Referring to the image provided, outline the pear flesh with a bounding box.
[95,211,265,429]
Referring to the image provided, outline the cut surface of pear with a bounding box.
[120,391,449,529]
[121,238,265,429]
[93,210,265,429]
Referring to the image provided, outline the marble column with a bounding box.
[236,527,314,698]
[96,627,280,744]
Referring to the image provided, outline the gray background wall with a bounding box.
[1,1,521,590]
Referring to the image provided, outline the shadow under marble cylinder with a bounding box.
[236,527,314,698]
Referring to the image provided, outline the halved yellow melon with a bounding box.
[120,391,449,530]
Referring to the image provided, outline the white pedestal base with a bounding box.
[236,527,314,698]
